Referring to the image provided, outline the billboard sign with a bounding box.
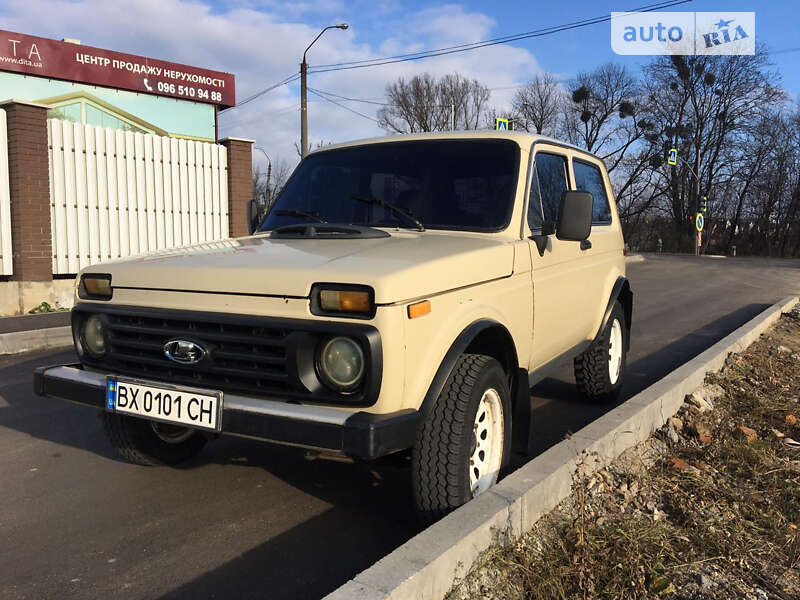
[0,30,235,108]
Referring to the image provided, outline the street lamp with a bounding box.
[301,23,348,158]
[254,146,272,204]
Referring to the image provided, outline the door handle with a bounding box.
[580,239,592,251]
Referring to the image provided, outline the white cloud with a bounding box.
[0,0,544,169]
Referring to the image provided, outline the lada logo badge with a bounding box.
[164,340,206,365]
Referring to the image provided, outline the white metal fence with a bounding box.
[48,119,229,275]
[0,108,12,276]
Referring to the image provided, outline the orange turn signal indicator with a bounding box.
[320,290,372,313]
[79,274,112,300]
[407,300,431,319]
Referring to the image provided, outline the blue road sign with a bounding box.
[494,118,509,131]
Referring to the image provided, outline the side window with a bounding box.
[528,152,568,230]
[573,160,612,224]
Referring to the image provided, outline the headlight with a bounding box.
[82,314,107,357]
[316,336,365,392]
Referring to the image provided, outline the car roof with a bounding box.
[311,130,591,158]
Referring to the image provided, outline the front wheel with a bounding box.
[102,413,207,466]
[412,354,511,524]
[574,301,628,403]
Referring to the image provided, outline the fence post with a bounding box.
[1,100,52,282]
[219,137,254,239]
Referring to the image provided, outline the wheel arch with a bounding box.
[595,276,633,348]
[419,319,530,457]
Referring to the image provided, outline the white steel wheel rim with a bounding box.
[469,388,504,497]
[608,318,623,385]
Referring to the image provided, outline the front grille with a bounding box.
[97,312,297,397]
[75,304,383,407]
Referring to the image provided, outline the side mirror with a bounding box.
[556,191,593,241]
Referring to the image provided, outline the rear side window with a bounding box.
[529,152,568,230]
[573,160,612,224]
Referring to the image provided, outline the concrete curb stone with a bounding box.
[326,294,799,600]
[0,326,72,356]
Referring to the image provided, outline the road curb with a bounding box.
[625,254,646,263]
[325,295,800,600]
[0,326,72,356]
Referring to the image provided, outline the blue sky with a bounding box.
[2,0,797,166]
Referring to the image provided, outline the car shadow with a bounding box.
[523,302,769,456]
[0,348,124,463]
[0,303,772,599]
[161,435,420,600]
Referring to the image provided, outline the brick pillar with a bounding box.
[2,100,52,281]
[219,137,254,238]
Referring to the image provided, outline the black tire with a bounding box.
[574,301,627,403]
[102,413,207,466]
[412,354,511,524]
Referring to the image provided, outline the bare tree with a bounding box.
[265,157,293,209]
[638,51,783,251]
[512,73,563,135]
[254,157,295,211]
[377,73,490,133]
[561,63,641,159]
[294,139,332,158]
[252,166,266,202]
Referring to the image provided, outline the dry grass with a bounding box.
[449,306,800,600]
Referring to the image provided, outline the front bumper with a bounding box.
[34,364,421,460]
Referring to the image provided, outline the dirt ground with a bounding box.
[449,304,800,600]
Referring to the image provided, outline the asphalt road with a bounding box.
[1,255,798,600]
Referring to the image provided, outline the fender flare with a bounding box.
[418,319,529,461]
[594,276,633,348]
[419,319,516,416]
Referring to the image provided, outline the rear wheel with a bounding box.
[574,301,627,402]
[102,413,207,466]
[412,354,511,524]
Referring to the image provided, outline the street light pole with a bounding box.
[301,23,348,159]
[254,146,271,204]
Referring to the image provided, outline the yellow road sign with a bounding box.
[668,148,677,166]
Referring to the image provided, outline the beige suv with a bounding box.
[35,132,632,520]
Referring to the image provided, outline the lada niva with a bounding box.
[35,131,632,521]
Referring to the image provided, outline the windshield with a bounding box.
[258,139,519,233]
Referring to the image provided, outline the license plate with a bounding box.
[106,377,222,432]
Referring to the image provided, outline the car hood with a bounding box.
[86,231,515,304]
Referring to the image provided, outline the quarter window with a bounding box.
[529,152,568,230]
[573,160,612,224]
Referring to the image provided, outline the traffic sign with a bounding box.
[695,212,704,232]
[494,118,509,131]
[667,148,677,166]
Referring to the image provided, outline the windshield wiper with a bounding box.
[351,194,425,232]
[273,209,327,223]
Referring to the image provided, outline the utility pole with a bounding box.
[450,103,455,131]
[693,144,701,256]
[300,23,348,158]
[300,60,308,159]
